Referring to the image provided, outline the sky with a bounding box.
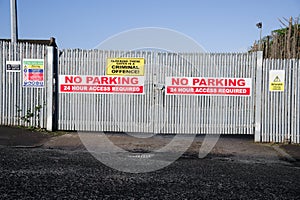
[0,0,299,52]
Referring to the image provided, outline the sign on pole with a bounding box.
[22,59,44,87]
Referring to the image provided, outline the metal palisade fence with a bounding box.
[0,41,48,128]
[261,59,300,143]
[0,41,299,143]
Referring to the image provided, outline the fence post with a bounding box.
[255,51,263,142]
[46,38,58,131]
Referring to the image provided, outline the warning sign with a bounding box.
[59,75,144,94]
[106,58,144,76]
[269,70,285,92]
[166,77,252,96]
[22,59,44,87]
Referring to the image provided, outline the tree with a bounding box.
[250,17,300,59]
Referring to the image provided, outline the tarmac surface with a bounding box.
[1,126,300,199]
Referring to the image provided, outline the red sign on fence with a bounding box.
[59,75,144,94]
[166,77,252,96]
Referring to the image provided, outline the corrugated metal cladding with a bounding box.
[0,41,299,143]
[0,41,47,128]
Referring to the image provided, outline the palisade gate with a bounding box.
[0,41,299,143]
[57,50,258,136]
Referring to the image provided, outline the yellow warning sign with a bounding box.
[106,58,145,76]
[269,70,285,91]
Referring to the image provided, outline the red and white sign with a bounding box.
[166,77,252,96]
[59,75,144,94]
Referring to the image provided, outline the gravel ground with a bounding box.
[0,146,299,200]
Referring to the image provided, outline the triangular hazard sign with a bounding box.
[273,76,281,82]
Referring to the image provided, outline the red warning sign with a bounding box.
[166,77,252,96]
[59,75,144,94]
